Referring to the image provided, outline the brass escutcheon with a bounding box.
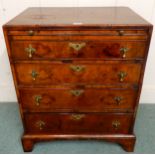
[70,114,85,121]
[70,90,84,97]
[114,96,123,105]
[70,65,85,72]
[69,42,86,51]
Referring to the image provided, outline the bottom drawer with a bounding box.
[24,113,133,134]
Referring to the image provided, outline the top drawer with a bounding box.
[9,29,148,41]
[11,40,146,60]
[8,29,147,36]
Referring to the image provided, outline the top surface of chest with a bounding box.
[4,7,151,28]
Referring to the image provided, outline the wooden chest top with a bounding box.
[4,7,151,28]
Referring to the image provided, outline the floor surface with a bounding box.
[0,103,155,153]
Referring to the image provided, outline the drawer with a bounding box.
[11,41,146,60]
[8,29,147,36]
[24,113,133,134]
[20,87,137,112]
[10,29,148,41]
[15,61,142,86]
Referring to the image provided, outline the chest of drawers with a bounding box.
[3,7,152,152]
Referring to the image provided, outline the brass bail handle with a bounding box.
[34,95,42,106]
[118,30,124,36]
[31,70,38,81]
[112,120,120,130]
[114,96,123,105]
[28,30,35,36]
[120,47,129,58]
[69,42,86,51]
[118,71,127,82]
[25,44,36,58]
[35,120,46,130]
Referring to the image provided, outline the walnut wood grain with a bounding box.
[10,35,148,42]
[11,41,146,60]
[14,62,142,86]
[3,7,151,27]
[20,87,137,112]
[3,7,153,152]
[8,29,147,36]
[24,113,133,135]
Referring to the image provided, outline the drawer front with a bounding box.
[25,113,133,134]
[9,29,148,41]
[15,62,141,85]
[8,29,147,36]
[11,41,146,60]
[20,87,137,112]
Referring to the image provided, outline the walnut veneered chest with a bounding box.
[3,7,153,152]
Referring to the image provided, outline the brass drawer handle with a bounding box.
[112,120,120,130]
[31,70,38,80]
[70,90,84,97]
[34,95,42,106]
[28,30,34,36]
[114,96,123,105]
[70,65,85,72]
[69,42,86,51]
[120,47,129,58]
[35,120,46,130]
[118,30,124,36]
[25,44,36,58]
[70,114,85,121]
[118,71,127,82]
